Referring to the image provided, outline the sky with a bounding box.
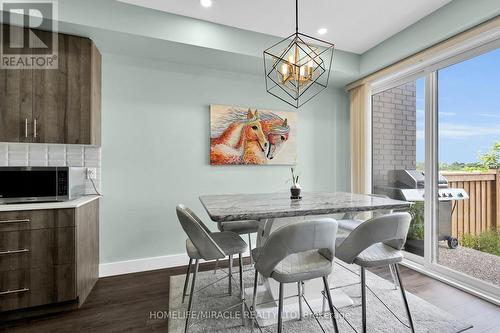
[415,47,500,164]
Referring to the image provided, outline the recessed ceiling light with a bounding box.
[200,0,212,8]
[317,28,328,35]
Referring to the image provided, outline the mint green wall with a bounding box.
[360,0,500,75]
[100,54,350,263]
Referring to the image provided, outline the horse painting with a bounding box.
[210,105,297,165]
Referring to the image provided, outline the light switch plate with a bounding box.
[86,168,97,180]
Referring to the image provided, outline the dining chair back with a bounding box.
[255,218,337,278]
[336,212,411,265]
[251,218,339,333]
[176,204,225,261]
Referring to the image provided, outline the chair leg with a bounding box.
[322,276,339,333]
[213,258,219,274]
[251,270,258,332]
[228,255,233,295]
[322,284,327,314]
[239,254,245,326]
[394,264,415,333]
[278,283,284,333]
[182,258,193,303]
[321,275,331,314]
[297,281,303,320]
[389,264,398,290]
[248,233,253,265]
[185,259,199,333]
[361,267,367,333]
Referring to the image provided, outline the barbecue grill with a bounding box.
[377,170,469,253]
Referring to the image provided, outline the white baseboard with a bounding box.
[99,253,190,277]
[99,250,251,278]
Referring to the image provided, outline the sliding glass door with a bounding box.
[371,42,500,302]
[372,78,427,260]
[435,47,500,289]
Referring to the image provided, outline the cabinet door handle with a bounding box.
[0,219,30,224]
[0,288,30,296]
[0,249,29,255]
[25,118,28,138]
[33,118,37,138]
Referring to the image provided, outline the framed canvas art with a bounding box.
[210,105,297,165]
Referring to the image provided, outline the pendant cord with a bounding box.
[295,0,298,33]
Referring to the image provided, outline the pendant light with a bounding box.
[263,0,334,108]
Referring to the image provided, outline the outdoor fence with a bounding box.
[442,170,500,237]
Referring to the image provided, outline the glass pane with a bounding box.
[372,78,426,257]
[437,48,500,287]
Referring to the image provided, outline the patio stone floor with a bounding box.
[438,241,500,287]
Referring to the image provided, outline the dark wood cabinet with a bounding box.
[0,227,75,271]
[0,25,101,145]
[0,208,75,232]
[0,66,33,143]
[0,265,76,312]
[0,199,99,314]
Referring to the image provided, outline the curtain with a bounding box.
[349,83,371,194]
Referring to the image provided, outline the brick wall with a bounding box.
[372,82,417,190]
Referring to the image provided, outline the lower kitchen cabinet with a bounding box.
[0,198,99,317]
[0,265,76,312]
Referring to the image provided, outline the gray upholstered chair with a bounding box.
[217,220,260,239]
[335,212,415,333]
[251,218,340,333]
[214,220,261,272]
[337,194,399,289]
[176,205,248,333]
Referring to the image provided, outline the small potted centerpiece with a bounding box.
[290,167,302,200]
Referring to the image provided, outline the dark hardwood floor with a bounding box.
[1,260,498,332]
[369,266,500,333]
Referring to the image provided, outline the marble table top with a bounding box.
[199,191,411,222]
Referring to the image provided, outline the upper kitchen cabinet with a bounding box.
[0,66,33,143]
[0,26,101,145]
[0,25,33,143]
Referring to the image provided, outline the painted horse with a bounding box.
[210,109,268,165]
[261,117,290,160]
[210,109,290,164]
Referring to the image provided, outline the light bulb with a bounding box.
[299,66,306,77]
[200,0,212,8]
[281,63,288,76]
[317,28,327,35]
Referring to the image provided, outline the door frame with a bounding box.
[370,35,500,305]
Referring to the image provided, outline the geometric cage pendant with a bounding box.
[264,33,334,108]
[263,1,335,109]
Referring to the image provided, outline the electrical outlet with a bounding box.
[86,168,97,180]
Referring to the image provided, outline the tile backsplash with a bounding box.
[0,143,101,195]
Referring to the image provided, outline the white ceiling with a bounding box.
[117,0,452,54]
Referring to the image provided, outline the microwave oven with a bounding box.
[0,166,86,204]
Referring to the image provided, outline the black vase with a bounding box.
[290,184,301,199]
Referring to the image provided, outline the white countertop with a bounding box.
[0,195,101,211]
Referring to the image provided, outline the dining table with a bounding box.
[199,191,411,327]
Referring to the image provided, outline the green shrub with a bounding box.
[460,231,500,256]
[407,201,425,240]
[408,222,424,240]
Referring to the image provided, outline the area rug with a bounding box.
[168,261,472,333]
